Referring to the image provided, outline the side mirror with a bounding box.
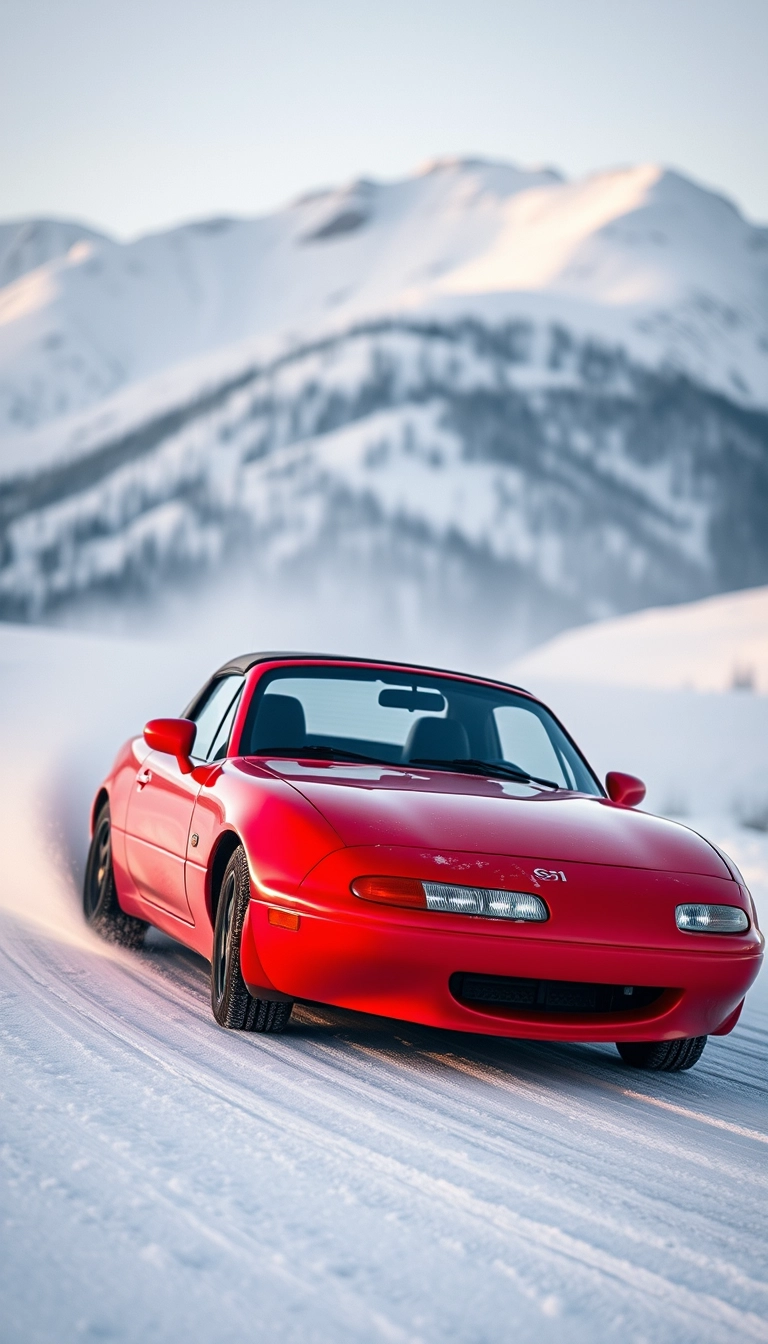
[605,771,646,807]
[144,718,196,774]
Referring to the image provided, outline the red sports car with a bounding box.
[85,653,763,1070]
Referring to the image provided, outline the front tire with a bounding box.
[211,846,293,1032]
[83,803,147,949]
[616,1036,707,1071]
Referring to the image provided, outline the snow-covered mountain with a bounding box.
[1,158,767,653]
[0,217,111,293]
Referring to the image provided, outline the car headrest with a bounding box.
[403,716,470,763]
[250,694,306,751]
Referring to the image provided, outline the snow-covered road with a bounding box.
[1,625,766,1343]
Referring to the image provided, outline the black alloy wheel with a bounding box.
[616,1036,707,1071]
[210,845,293,1032]
[83,803,147,948]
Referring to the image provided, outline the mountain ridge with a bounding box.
[2,157,767,451]
[0,156,766,652]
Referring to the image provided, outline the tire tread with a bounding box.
[211,846,293,1034]
[84,804,147,949]
[616,1035,707,1071]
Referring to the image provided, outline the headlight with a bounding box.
[424,882,548,920]
[352,876,548,921]
[675,903,749,934]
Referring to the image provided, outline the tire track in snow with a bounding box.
[613,1090,768,1143]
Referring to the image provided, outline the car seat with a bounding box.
[403,716,470,763]
[249,694,306,751]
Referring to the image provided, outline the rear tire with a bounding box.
[616,1036,707,1071]
[211,846,293,1033]
[83,803,147,949]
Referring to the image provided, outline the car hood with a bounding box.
[267,762,728,877]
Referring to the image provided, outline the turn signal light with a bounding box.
[675,903,749,934]
[351,876,548,921]
[351,877,427,908]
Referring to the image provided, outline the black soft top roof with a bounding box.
[211,650,526,694]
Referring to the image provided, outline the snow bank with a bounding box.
[511,585,768,694]
[507,585,768,830]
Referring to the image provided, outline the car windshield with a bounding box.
[241,665,601,794]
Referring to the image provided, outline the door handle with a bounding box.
[136,767,153,789]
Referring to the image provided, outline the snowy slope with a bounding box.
[0,158,767,644]
[511,585,768,693]
[2,158,768,455]
[0,217,111,292]
[507,584,768,827]
[0,311,765,658]
[0,621,766,1343]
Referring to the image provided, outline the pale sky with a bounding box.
[2,0,767,239]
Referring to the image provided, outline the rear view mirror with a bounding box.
[606,771,646,807]
[379,688,446,712]
[144,718,196,774]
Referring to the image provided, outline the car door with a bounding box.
[124,675,244,920]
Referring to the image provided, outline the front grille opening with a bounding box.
[450,972,666,1015]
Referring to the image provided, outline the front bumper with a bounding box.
[240,845,763,1041]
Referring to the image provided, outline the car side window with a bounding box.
[190,675,244,761]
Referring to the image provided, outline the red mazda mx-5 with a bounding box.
[85,653,763,1070]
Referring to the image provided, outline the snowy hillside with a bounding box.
[1,158,767,646]
[511,585,768,694]
[508,586,768,823]
[3,159,768,440]
[0,217,111,293]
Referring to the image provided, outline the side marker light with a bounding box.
[268,908,300,931]
[675,903,749,934]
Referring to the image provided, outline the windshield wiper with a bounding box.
[409,757,561,790]
[464,759,561,790]
[257,747,561,789]
[256,745,394,766]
